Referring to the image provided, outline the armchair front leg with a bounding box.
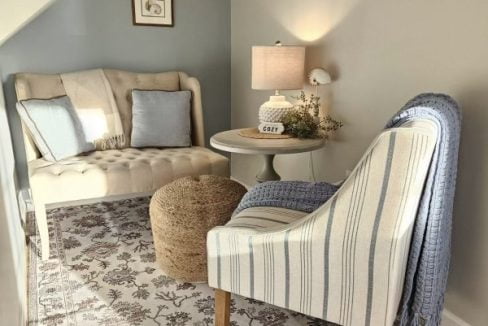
[214,289,231,326]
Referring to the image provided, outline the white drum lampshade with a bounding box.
[252,43,305,123]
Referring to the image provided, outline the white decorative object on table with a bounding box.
[252,41,305,130]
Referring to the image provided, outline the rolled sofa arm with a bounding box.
[179,72,205,147]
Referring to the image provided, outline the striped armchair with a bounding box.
[207,120,437,326]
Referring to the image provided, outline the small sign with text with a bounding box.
[259,122,285,135]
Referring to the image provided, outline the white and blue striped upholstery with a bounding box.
[207,121,437,326]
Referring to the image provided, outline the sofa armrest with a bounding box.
[179,72,205,147]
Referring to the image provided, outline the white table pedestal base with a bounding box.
[256,154,281,182]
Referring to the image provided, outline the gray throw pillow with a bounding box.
[16,96,94,161]
[131,90,192,148]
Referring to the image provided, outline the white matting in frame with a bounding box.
[133,0,173,27]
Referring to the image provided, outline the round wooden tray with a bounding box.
[238,128,294,139]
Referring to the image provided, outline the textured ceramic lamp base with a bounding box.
[258,106,294,123]
[258,95,294,123]
[256,154,281,182]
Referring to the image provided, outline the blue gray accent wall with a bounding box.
[0,0,231,187]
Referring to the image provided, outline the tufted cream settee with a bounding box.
[15,69,230,260]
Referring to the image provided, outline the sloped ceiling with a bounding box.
[0,0,56,47]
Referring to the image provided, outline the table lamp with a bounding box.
[252,41,306,125]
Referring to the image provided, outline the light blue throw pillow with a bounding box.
[131,90,192,148]
[17,96,94,161]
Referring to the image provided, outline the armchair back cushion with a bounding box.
[207,122,437,326]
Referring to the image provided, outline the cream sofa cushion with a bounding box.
[29,146,229,204]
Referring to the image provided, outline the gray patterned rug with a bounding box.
[28,197,330,326]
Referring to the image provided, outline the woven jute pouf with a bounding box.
[149,175,247,283]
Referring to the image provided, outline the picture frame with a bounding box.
[132,0,173,27]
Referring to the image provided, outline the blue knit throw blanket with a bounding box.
[234,181,340,215]
[234,93,461,326]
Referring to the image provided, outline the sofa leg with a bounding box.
[215,289,231,326]
[34,203,50,260]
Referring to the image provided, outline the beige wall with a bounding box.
[0,0,55,46]
[231,0,488,325]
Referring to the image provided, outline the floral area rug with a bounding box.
[28,197,332,326]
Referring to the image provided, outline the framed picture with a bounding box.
[132,0,173,27]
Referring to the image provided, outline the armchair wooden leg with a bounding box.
[215,289,231,326]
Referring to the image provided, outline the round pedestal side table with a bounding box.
[210,129,325,182]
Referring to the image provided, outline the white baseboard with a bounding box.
[46,192,154,209]
[17,189,154,212]
[442,309,472,326]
